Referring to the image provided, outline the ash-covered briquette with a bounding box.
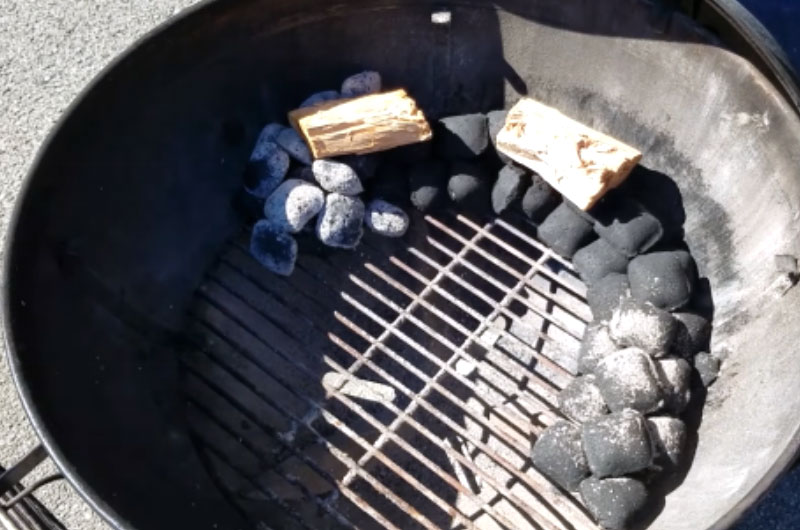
[447,161,489,210]
[530,421,589,491]
[672,312,712,358]
[341,71,382,97]
[609,297,677,356]
[251,123,285,155]
[299,90,340,108]
[316,193,365,249]
[536,202,595,258]
[656,357,691,414]
[276,127,313,165]
[487,109,511,163]
[338,153,381,180]
[250,220,298,276]
[557,375,608,423]
[579,476,649,530]
[408,159,447,212]
[582,409,653,478]
[244,140,290,199]
[435,113,489,159]
[492,164,528,214]
[628,250,697,311]
[367,163,409,205]
[521,173,560,222]
[312,159,364,195]
[647,416,687,469]
[573,238,629,285]
[595,348,664,413]
[587,273,630,322]
[591,196,664,257]
[578,323,618,375]
[365,199,409,237]
[263,179,325,233]
[694,352,721,387]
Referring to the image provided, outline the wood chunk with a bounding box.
[288,89,433,159]
[496,98,642,210]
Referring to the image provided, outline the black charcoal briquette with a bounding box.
[530,421,589,491]
[656,357,691,414]
[521,173,559,222]
[647,416,687,469]
[582,409,653,477]
[557,375,608,423]
[537,202,595,258]
[586,273,630,322]
[436,113,489,159]
[579,476,648,530]
[573,238,629,285]
[671,312,711,358]
[694,352,720,387]
[250,221,298,276]
[316,193,365,249]
[448,161,489,210]
[628,250,697,311]
[608,297,677,356]
[492,164,528,214]
[409,159,447,212]
[578,323,618,375]
[592,196,664,257]
[595,348,664,413]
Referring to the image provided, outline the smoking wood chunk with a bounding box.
[288,89,433,159]
[496,98,642,210]
[322,372,396,403]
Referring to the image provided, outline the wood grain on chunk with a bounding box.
[288,89,433,159]
[496,98,642,210]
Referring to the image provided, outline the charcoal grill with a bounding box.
[4,0,800,529]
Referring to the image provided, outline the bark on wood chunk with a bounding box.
[496,98,642,210]
[288,89,433,159]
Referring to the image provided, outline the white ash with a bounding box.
[647,416,687,469]
[316,193,365,249]
[595,348,664,413]
[263,179,325,233]
[250,220,298,276]
[276,127,313,165]
[557,374,608,423]
[299,90,340,108]
[656,357,691,414]
[365,199,409,237]
[312,159,364,195]
[581,409,653,478]
[578,323,617,374]
[341,71,382,97]
[609,297,677,356]
[250,123,285,159]
[245,140,290,198]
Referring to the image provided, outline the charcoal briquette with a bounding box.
[250,221,298,276]
[671,311,712,358]
[592,196,664,257]
[492,164,528,214]
[609,297,677,356]
[582,409,653,477]
[408,159,447,212]
[263,179,325,233]
[316,193,365,249]
[578,323,618,375]
[521,173,559,222]
[448,161,489,210]
[628,250,697,311]
[557,375,608,423]
[244,140,290,198]
[299,90,340,108]
[341,71,382,97]
[572,238,629,285]
[595,348,665,413]
[579,476,649,530]
[276,127,313,165]
[530,421,589,491]
[656,357,691,414]
[647,416,687,469]
[312,159,364,195]
[250,123,285,155]
[586,273,630,322]
[436,113,489,159]
[536,202,595,258]
[365,199,409,237]
[694,352,720,387]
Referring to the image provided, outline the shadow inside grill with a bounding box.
[180,209,598,530]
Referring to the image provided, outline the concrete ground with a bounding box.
[0,1,796,529]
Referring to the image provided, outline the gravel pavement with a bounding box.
[0,1,796,529]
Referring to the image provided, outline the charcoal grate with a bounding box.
[181,210,598,530]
